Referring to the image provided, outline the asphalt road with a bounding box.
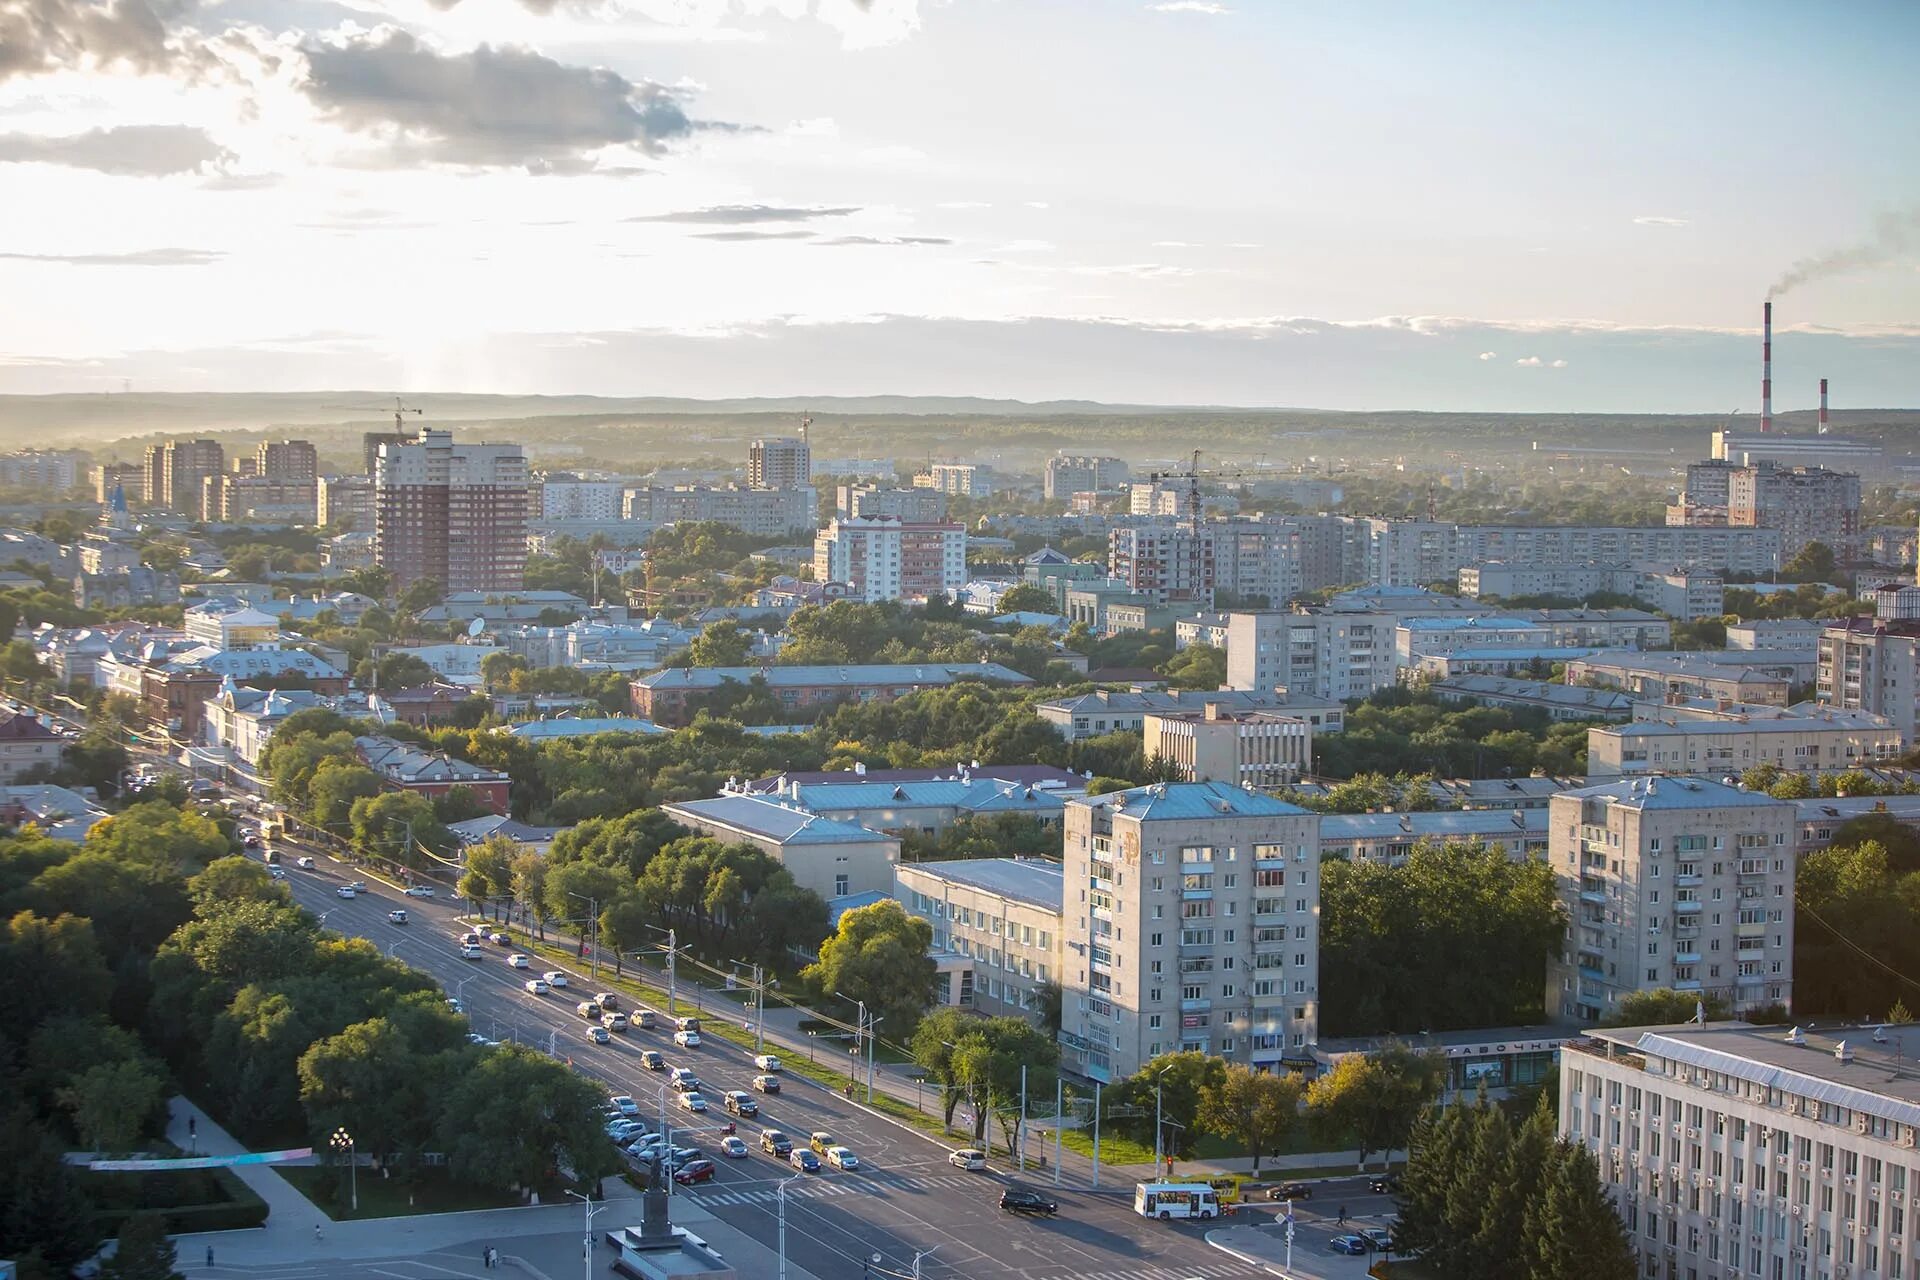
[280,852,1274,1280]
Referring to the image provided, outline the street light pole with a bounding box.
[666,928,677,1014]
[330,1127,357,1214]
[565,1189,604,1280]
[911,1245,940,1279]
[776,1174,801,1280]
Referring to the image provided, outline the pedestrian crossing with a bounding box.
[687,1168,990,1207]
[1028,1265,1261,1280]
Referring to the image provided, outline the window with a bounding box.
[834,874,850,896]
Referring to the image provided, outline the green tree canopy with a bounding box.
[801,900,937,1038]
[1305,1042,1447,1169]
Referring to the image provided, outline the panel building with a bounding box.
[1726,462,1862,561]
[143,439,224,514]
[1044,454,1130,501]
[1818,617,1920,746]
[1109,524,1216,608]
[1223,609,1398,701]
[813,516,967,603]
[374,429,529,593]
[748,437,811,490]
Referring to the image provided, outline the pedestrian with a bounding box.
[314,1224,323,1242]
[206,1246,214,1268]
[1337,1205,1348,1227]
[188,1116,197,1140]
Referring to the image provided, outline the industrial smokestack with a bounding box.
[1761,300,1773,433]
[1819,377,1829,435]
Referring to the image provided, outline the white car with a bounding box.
[673,1029,702,1049]
[677,1091,708,1113]
[825,1145,859,1170]
[719,1135,749,1159]
[295,856,315,869]
[608,1095,639,1117]
[947,1148,987,1171]
[753,1054,783,1072]
[541,971,570,988]
[335,886,356,899]
[523,978,551,995]
[403,885,436,898]
[267,867,287,880]
[507,953,531,970]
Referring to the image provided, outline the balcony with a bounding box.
[1180,998,1212,1013]
[1676,874,1704,888]
[1737,947,1766,963]
[1579,964,1607,982]
[1673,900,1703,915]
[1674,979,1704,992]
[1737,922,1767,939]
[1674,950,1702,965]
[1579,885,1609,906]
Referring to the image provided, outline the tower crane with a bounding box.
[326,396,424,436]
[1144,450,1262,606]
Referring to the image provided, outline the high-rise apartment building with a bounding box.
[1058,782,1321,1081]
[1818,616,1920,747]
[142,439,223,514]
[813,516,966,603]
[536,475,624,521]
[1129,482,1185,516]
[256,440,319,482]
[748,437,812,490]
[363,431,412,477]
[318,475,376,530]
[1223,609,1397,701]
[0,450,86,491]
[1045,454,1130,500]
[1109,524,1216,607]
[913,464,988,497]
[374,430,529,592]
[92,461,142,506]
[202,474,318,524]
[1547,777,1795,1026]
[1726,462,1861,561]
[1211,520,1308,607]
[836,484,947,522]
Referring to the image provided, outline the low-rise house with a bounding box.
[661,794,899,902]
[0,712,63,783]
[355,735,511,815]
[0,783,107,842]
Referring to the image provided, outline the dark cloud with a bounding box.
[0,247,223,265]
[300,28,702,169]
[0,124,233,176]
[630,204,860,225]
[813,235,951,247]
[692,230,817,241]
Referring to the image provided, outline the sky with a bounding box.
[1,0,1917,410]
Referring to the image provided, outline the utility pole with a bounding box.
[752,963,765,1055]
[1018,1064,1028,1174]
[864,1003,876,1103]
[666,929,677,1015]
[1091,1081,1102,1190]
[776,1175,801,1280]
[1053,1077,1063,1188]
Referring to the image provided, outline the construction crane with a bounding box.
[326,396,424,436]
[1145,450,1262,606]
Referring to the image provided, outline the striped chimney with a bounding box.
[1761,300,1773,433]
[1819,377,1829,435]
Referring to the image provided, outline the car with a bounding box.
[632,1009,656,1029]
[602,1012,628,1033]
[753,1054,783,1072]
[523,978,551,995]
[722,1091,757,1117]
[1329,1235,1368,1256]
[1369,1174,1401,1194]
[752,1074,781,1094]
[640,1051,665,1071]
[809,1132,835,1156]
[608,1095,640,1117]
[624,1135,663,1158]
[387,908,409,924]
[446,997,463,1013]
[670,1075,701,1094]
[335,886,356,899]
[947,1149,987,1171]
[825,1146,859,1170]
[1361,1227,1394,1251]
[348,880,367,893]
[718,1135,749,1159]
[584,1025,611,1044]
[1265,1182,1313,1202]
[760,1129,792,1156]
[295,856,315,869]
[461,932,482,946]
[788,1148,821,1173]
[466,1033,500,1047]
[673,1029,702,1049]
[594,992,619,1010]
[268,867,287,880]
[677,1092,708,1113]
[606,1119,644,1140]
[460,943,483,959]
[241,832,260,848]
[542,970,570,988]
[1000,1188,1058,1217]
[403,885,436,898]
[507,953,531,969]
[672,1159,716,1186]
[490,931,511,946]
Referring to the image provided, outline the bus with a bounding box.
[1134,1181,1223,1221]
[1164,1172,1245,1205]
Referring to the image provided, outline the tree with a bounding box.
[1602,988,1730,1027]
[307,761,383,829]
[298,1016,434,1171]
[480,651,530,691]
[59,1058,168,1153]
[187,856,289,910]
[1159,643,1226,691]
[680,621,754,667]
[97,1211,183,1280]
[348,791,450,867]
[1782,540,1836,584]
[995,583,1055,616]
[951,1017,1058,1152]
[438,1044,622,1193]
[511,850,550,940]
[1305,1043,1446,1170]
[801,900,937,1038]
[83,802,231,870]
[1523,1140,1635,1280]
[908,1007,975,1128]
[1106,1050,1226,1160]
[0,1109,99,1274]
[544,860,628,950]
[1197,1064,1305,1171]
[460,834,518,922]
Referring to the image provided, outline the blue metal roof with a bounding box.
[664,796,897,844]
[1565,776,1792,812]
[1078,781,1314,822]
[898,858,1065,911]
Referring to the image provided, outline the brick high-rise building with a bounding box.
[374,430,528,592]
[143,440,223,514]
[257,439,319,482]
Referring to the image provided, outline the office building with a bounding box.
[374,429,529,593]
[836,484,947,522]
[913,463,988,497]
[748,437,812,490]
[1143,704,1314,788]
[1223,609,1397,702]
[256,439,319,483]
[1109,524,1216,607]
[1562,1020,1920,1280]
[813,516,966,603]
[896,858,1064,1017]
[318,474,376,530]
[1045,455,1130,501]
[1586,710,1901,780]
[1548,777,1794,1025]
[1058,782,1321,1081]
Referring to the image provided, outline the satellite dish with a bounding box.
[467,616,485,638]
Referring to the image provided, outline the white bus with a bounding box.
[1134,1180,1223,1221]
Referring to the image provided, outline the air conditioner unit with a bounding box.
[1799,1161,1812,1174]
[1904,1129,1918,1149]
[1691,1170,1703,1186]
[1750,1233,1761,1246]
[1854,1116,1870,1134]
[1705,1176,1716,1190]
[1688,1127,1701,1140]
[1791,1204,1803,1217]
[1891,1191,1904,1205]
[1845,1175,1856,1188]
[1611,1103,1622,1116]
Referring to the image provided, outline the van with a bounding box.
[578,1000,602,1021]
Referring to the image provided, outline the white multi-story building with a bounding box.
[1548,777,1794,1026]
[537,476,624,521]
[1818,618,1920,747]
[1045,455,1130,501]
[1366,521,1783,586]
[748,437,812,491]
[1109,524,1216,608]
[813,516,966,603]
[1586,711,1901,780]
[1224,609,1397,701]
[913,464,988,497]
[1129,482,1184,516]
[1059,782,1321,1081]
[1143,705,1313,788]
[1563,1020,1920,1280]
[0,450,86,491]
[896,858,1064,1018]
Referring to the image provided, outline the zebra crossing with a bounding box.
[1044,1265,1260,1280]
[687,1168,990,1207]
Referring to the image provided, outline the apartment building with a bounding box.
[1460,563,1725,621]
[896,858,1064,1017]
[1318,807,1549,865]
[1143,705,1314,788]
[537,476,624,521]
[622,484,815,538]
[1211,520,1308,607]
[1430,675,1635,721]
[143,439,224,514]
[0,450,86,491]
[1129,482,1185,516]
[1367,520,1783,586]
[836,484,947,522]
[1727,462,1862,560]
[1729,620,1832,652]
[374,430,529,592]
[748,437,811,490]
[0,712,64,784]
[1109,524,1216,608]
[92,461,141,505]
[813,516,967,603]
[318,474,375,530]
[1586,712,1901,780]
[202,474,318,524]
[1818,618,1920,747]
[1045,455,1130,501]
[914,463,988,497]
[1223,609,1397,701]
[256,439,319,482]
[1567,652,1804,708]
[662,794,898,902]
[1562,1020,1920,1280]
[1059,782,1321,1081]
[1037,687,1345,741]
[1548,777,1795,1026]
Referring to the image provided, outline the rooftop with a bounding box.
[0,711,60,742]
[1430,675,1634,711]
[634,662,1032,691]
[504,717,667,739]
[663,795,897,845]
[1039,688,1300,715]
[745,765,1088,792]
[1562,775,1791,812]
[1600,711,1895,737]
[1320,808,1547,842]
[1078,780,1314,822]
[896,857,1066,911]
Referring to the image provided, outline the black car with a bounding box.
[1000,1187,1059,1217]
[1369,1174,1401,1194]
[1265,1181,1313,1201]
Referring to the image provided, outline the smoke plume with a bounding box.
[1771,208,1920,298]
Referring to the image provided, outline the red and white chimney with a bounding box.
[1761,300,1773,433]
[1818,377,1829,435]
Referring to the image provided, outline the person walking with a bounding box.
[314,1224,323,1243]
[205,1246,214,1269]
[1337,1205,1348,1227]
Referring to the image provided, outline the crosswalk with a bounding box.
[687,1168,990,1207]
[1047,1265,1260,1280]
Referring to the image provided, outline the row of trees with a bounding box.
[1314,688,1596,780]
[260,711,461,865]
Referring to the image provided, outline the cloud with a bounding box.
[691,230,816,241]
[1514,356,1543,367]
[1633,215,1690,228]
[1478,351,1497,360]
[1147,1,1232,11]
[0,0,198,82]
[629,204,859,225]
[812,235,952,247]
[0,247,223,265]
[0,124,233,176]
[1551,359,1568,368]
[937,200,990,210]
[299,28,704,169]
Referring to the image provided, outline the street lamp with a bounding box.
[1152,1064,1175,1171]
[330,1127,357,1214]
[776,1174,802,1280]
[912,1245,941,1279]
[564,1189,605,1280]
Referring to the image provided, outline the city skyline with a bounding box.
[2,1,1917,409]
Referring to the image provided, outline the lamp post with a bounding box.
[330,1127,357,1214]
[566,891,600,978]
[1152,1064,1173,1171]
[564,1189,604,1280]
[912,1245,941,1279]
[776,1174,802,1280]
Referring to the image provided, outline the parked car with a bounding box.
[673,1029,702,1049]
[523,978,551,995]
[672,1159,716,1186]
[1329,1236,1368,1256]
[542,971,570,988]
[445,997,463,1013]
[677,1092,708,1113]
[752,1074,781,1094]
[387,909,408,925]
[605,1120,644,1140]
[718,1136,749,1159]
[788,1148,821,1173]
[507,953,531,970]
[825,1146,859,1170]
[403,885,435,898]
[608,1095,639,1117]
[1000,1188,1058,1217]
[723,1091,758,1117]
[753,1054,783,1072]
[584,1025,610,1044]
[760,1129,792,1156]
[1369,1174,1401,1194]
[1361,1228,1394,1251]
[948,1149,987,1171]
[640,1050,664,1071]
[1266,1182,1313,1202]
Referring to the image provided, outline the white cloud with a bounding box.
[1147,1,1233,13]
[1633,215,1691,228]
[1515,355,1543,367]
[1478,350,1496,360]
[1551,358,1568,368]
